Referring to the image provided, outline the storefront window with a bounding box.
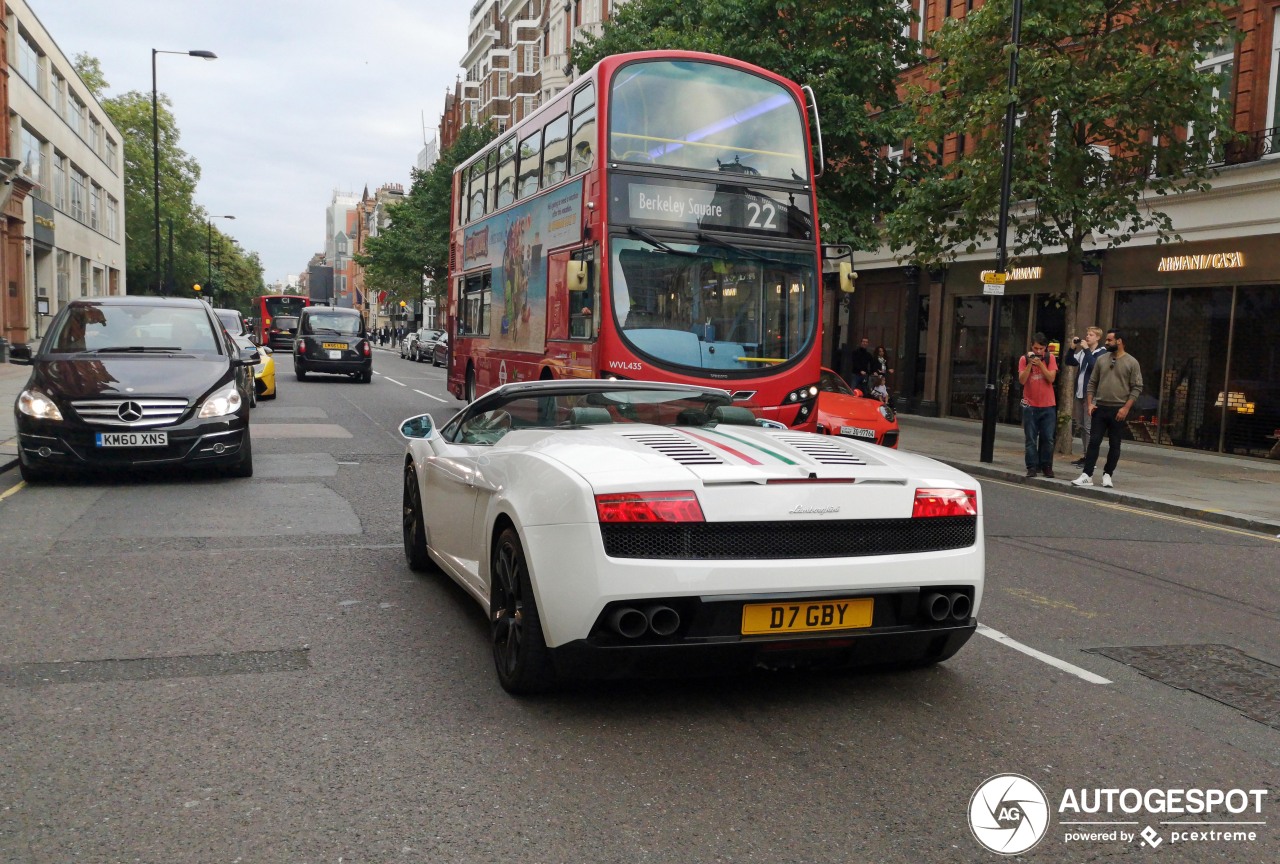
[1162,287,1231,450]
[949,295,1029,422]
[1224,286,1280,457]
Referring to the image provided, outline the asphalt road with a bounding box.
[1,353,1277,863]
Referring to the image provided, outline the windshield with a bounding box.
[304,312,363,336]
[215,309,245,336]
[444,385,743,445]
[611,237,816,372]
[264,296,307,318]
[609,60,808,182]
[820,369,856,397]
[45,303,220,354]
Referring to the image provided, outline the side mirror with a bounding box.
[400,413,436,440]
[262,346,274,356]
[838,262,856,294]
[8,343,33,364]
[567,260,588,293]
[237,347,261,366]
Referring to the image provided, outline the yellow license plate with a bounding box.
[741,598,873,635]
[322,342,347,350]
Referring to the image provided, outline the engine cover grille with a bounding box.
[600,516,977,560]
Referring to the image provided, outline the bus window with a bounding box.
[495,137,517,209]
[461,272,492,336]
[570,85,596,176]
[542,113,569,188]
[517,130,541,199]
[468,159,487,221]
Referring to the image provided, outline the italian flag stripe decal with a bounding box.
[702,428,799,465]
[678,429,762,464]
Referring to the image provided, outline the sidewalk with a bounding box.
[896,413,1280,535]
[3,357,1279,534]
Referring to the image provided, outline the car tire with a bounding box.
[402,463,434,573]
[226,427,254,478]
[490,526,555,695]
[432,353,442,368]
[295,366,307,381]
[361,368,372,383]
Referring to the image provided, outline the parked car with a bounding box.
[10,297,256,481]
[814,368,899,448]
[292,306,372,382]
[431,332,449,368]
[398,331,417,359]
[411,328,445,362]
[400,379,982,694]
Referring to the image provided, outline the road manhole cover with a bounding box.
[1089,643,1280,730]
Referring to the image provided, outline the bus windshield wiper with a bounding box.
[628,227,699,257]
[696,232,789,266]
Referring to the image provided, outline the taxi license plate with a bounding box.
[840,426,876,439]
[95,431,168,448]
[741,598,873,635]
[322,342,347,350]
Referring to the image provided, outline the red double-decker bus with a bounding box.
[445,51,849,429]
[255,294,311,351]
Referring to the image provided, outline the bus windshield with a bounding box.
[609,60,808,182]
[610,237,816,372]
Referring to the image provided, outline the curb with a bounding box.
[943,460,1280,537]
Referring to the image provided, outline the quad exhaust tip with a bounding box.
[608,605,682,638]
[921,591,972,623]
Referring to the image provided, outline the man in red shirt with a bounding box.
[1018,332,1059,478]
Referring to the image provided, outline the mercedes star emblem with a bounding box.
[117,401,144,423]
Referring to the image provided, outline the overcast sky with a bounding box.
[30,0,471,286]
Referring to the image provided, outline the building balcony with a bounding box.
[460,29,499,68]
[1224,127,1280,165]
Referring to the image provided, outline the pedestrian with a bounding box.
[1019,331,1059,478]
[873,345,893,381]
[1065,326,1105,467]
[850,337,874,395]
[868,373,890,405]
[1073,329,1143,489]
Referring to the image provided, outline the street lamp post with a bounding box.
[152,48,217,295]
[979,0,1024,463]
[207,215,235,305]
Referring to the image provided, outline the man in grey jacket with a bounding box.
[1073,330,1143,488]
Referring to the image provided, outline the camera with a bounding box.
[1027,351,1038,360]
[1072,337,1081,345]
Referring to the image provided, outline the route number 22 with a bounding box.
[746,201,778,230]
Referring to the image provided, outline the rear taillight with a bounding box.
[298,340,306,354]
[912,488,978,518]
[595,491,705,523]
[362,341,371,356]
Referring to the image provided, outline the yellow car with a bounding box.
[233,335,276,404]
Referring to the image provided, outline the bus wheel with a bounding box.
[465,367,477,403]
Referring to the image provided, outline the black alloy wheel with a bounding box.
[489,527,554,694]
[402,463,433,572]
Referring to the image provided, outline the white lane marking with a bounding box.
[382,376,406,387]
[977,624,1112,684]
[413,389,447,402]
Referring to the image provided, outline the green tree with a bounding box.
[357,125,494,311]
[575,0,915,247]
[886,0,1240,423]
[72,53,108,99]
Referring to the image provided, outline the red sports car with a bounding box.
[814,368,899,448]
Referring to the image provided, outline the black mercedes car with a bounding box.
[292,306,372,382]
[10,296,257,482]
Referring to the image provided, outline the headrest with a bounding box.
[676,408,710,426]
[712,405,758,425]
[569,406,612,425]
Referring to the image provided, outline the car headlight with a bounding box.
[878,404,895,421]
[197,384,243,418]
[17,389,64,421]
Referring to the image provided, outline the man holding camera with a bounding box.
[1018,332,1059,478]
[1064,326,1106,467]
